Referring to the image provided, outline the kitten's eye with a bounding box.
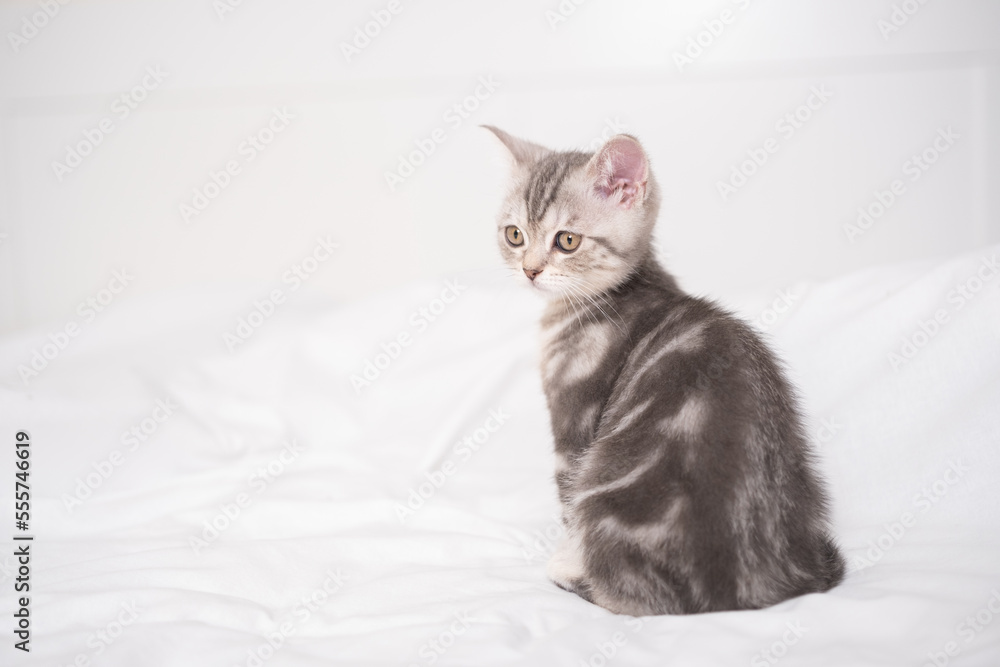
[505,226,524,246]
[554,231,581,252]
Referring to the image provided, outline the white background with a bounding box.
[1,0,998,334]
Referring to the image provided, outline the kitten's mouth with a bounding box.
[527,276,565,298]
[531,281,552,294]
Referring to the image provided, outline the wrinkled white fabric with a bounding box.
[2,245,999,666]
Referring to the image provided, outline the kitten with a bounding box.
[484,126,845,615]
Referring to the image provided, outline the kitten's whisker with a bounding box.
[559,286,586,332]
[576,278,629,337]
[563,282,597,331]
[464,266,519,273]
[570,275,625,318]
[564,282,603,327]
[564,286,590,330]
[565,276,628,339]
[561,281,600,328]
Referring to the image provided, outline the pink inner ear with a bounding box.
[594,137,648,209]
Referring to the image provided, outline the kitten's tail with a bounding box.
[553,576,597,605]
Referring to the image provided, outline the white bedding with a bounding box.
[3,244,1000,666]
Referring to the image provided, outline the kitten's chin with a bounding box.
[525,276,567,300]
[527,280,560,298]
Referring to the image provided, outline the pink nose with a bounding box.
[524,268,542,280]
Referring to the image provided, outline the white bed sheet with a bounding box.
[2,244,1000,666]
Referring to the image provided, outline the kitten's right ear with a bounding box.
[481,125,549,168]
[587,134,650,210]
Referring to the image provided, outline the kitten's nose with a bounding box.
[523,267,542,281]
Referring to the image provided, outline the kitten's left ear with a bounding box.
[481,125,550,168]
[588,134,649,210]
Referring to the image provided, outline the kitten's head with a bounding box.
[484,126,659,299]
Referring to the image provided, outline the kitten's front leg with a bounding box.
[549,447,594,600]
[546,523,587,593]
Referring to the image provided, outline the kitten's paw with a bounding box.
[546,539,585,589]
[547,544,597,604]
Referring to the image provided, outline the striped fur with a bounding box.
[485,127,845,615]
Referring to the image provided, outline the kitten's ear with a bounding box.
[588,134,649,210]
[481,125,549,168]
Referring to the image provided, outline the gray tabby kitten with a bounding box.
[485,126,844,615]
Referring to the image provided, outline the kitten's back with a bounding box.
[549,262,844,614]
